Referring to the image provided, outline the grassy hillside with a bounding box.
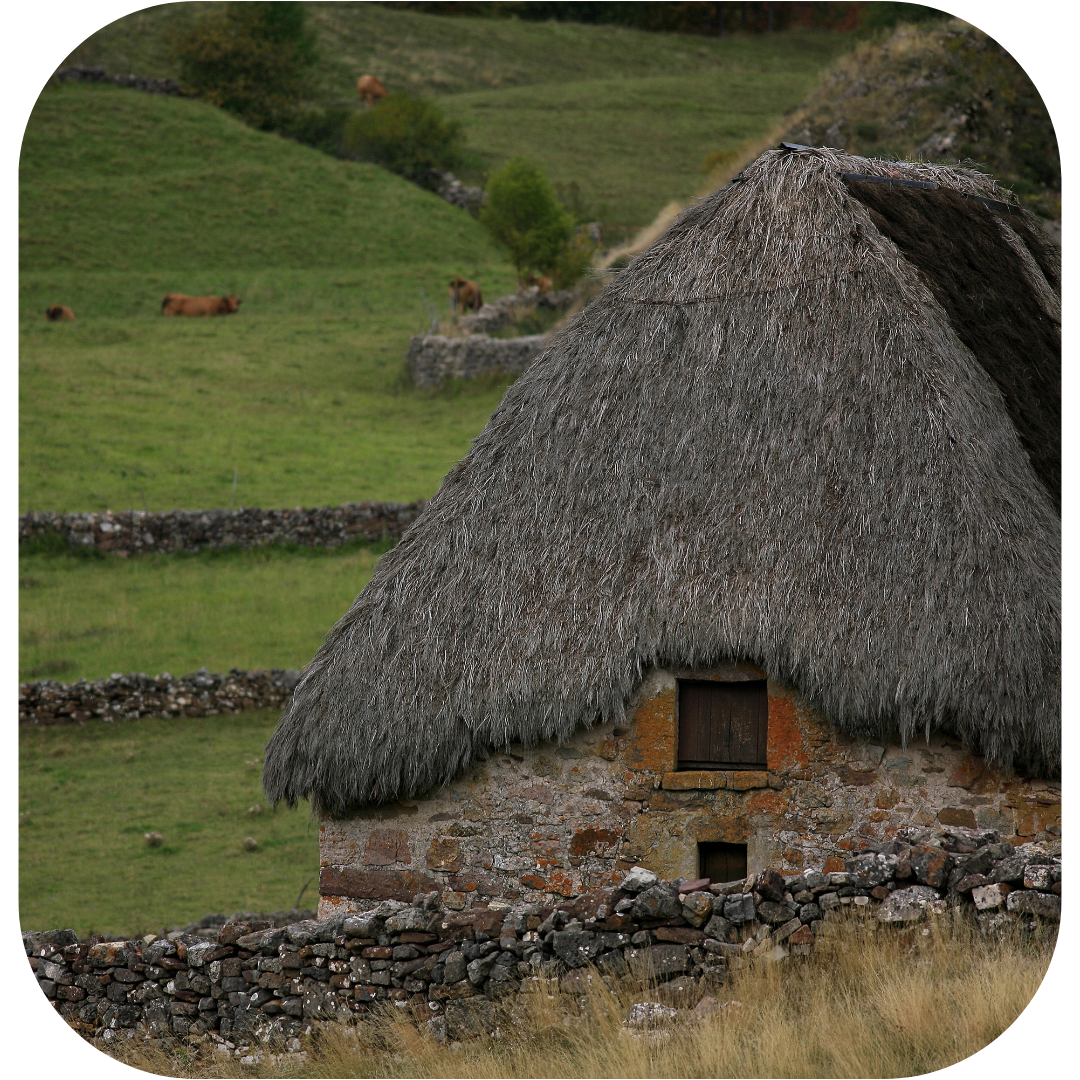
[20,710,316,936]
[20,81,498,272]
[19,541,387,683]
[61,2,850,228]
[20,83,517,514]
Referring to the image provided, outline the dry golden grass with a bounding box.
[106,910,1054,1079]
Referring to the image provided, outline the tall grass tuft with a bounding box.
[110,910,1054,1078]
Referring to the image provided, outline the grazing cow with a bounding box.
[449,277,482,314]
[522,273,553,294]
[357,75,388,106]
[161,294,241,317]
[46,305,76,322]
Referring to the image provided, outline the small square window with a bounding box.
[698,842,748,883]
[678,679,768,770]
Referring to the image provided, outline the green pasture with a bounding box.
[62,3,850,228]
[19,541,387,683]
[20,271,514,513]
[19,710,317,938]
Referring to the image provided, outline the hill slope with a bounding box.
[20,83,516,513]
[782,18,1059,217]
[21,81,499,273]
[61,2,850,228]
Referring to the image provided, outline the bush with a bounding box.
[277,107,353,158]
[169,2,317,130]
[343,95,463,184]
[480,158,575,282]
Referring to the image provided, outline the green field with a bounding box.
[62,2,849,229]
[19,541,388,683]
[20,710,316,937]
[20,83,517,513]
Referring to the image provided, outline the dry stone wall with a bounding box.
[20,500,424,557]
[27,837,1060,1050]
[54,66,189,95]
[407,333,548,388]
[20,668,300,726]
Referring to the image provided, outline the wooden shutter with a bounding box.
[678,679,768,769]
[698,842,748,884]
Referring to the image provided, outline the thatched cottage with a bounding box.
[264,147,1060,912]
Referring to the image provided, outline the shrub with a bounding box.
[343,95,463,184]
[169,2,317,130]
[480,158,575,282]
[277,107,353,158]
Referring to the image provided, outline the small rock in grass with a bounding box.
[144,831,163,848]
[242,837,260,852]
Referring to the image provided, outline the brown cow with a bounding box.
[357,75,388,106]
[521,273,553,294]
[161,294,241,317]
[45,305,75,322]
[449,277,482,314]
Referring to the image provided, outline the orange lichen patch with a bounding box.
[569,827,621,857]
[662,770,730,790]
[947,759,986,789]
[426,837,463,871]
[1014,803,1061,837]
[624,687,676,773]
[730,771,771,791]
[765,693,809,772]
[824,856,844,873]
[744,790,787,815]
[545,870,578,897]
[875,789,900,810]
[868,811,890,823]
[521,875,546,890]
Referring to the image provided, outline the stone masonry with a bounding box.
[19,501,424,557]
[28,837,1060,1047]
[20,668,300,726]
[320,666,1061,910]
[407,333,548,388]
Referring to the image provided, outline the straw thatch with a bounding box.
[264,147,1060,815]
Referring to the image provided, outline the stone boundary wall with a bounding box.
[26,827,1060,1049]
[20,668,300,726]
[407,333,548,388]
[19,500,425,557]
[54,65,190,96]
[458,286,577,335]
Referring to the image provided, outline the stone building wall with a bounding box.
[407,333,548,388]
[319,665,1061,911]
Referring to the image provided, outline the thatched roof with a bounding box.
[264,147,1060,814]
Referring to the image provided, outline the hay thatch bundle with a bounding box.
[264,147,1059,815]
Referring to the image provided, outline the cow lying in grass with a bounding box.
[161,294,241,317]
[449,277,482,314]
[46,304,75,321]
